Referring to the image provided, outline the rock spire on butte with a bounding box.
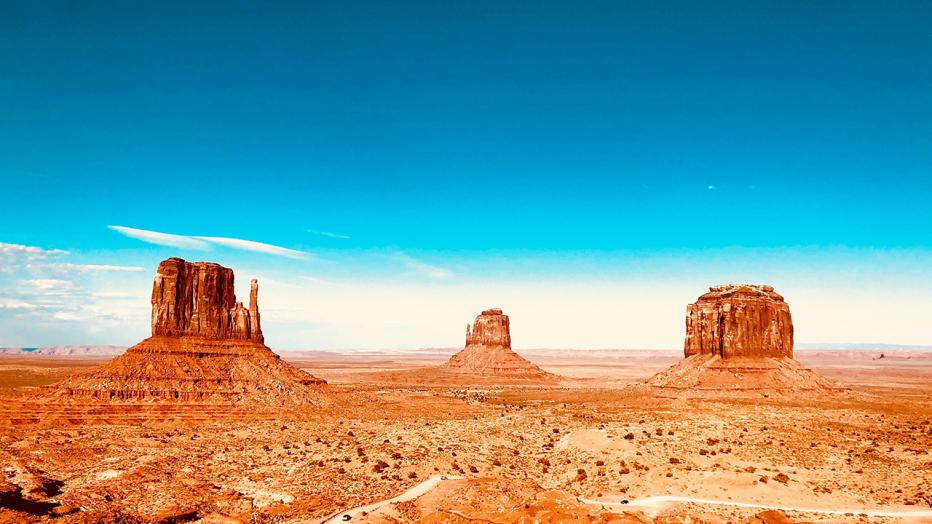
[647,284,839,397]
[437,308,558,383]
[52,258,328,405]
[150,258,264,342]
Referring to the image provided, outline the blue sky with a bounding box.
[2,2,931,348]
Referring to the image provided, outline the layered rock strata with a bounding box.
[52,258,327,405]
[151,258,263,342]
[438,308,556,381]
[465,308,511,348]
[647,284,840,396]
[685,284,792,359]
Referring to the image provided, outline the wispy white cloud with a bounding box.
[0,242,68,258]
[298,275,339,286]
[0,240,154,344]
[18,278,74,290]
[108,225,210,250]
[322,232,350,239]
[395,252,455,280]
[91,291,143,299]
[193,236,311,260]
[309,229,351,240]
[0,242,68,272]
[0,299,38,310]
[707,185,718,191]
[109,225,311,260]
[40,263,145,273]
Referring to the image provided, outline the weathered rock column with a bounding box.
[150,257,263,342]
[465,308,511,349]
[684,284,793,359]
[248,279,263,344]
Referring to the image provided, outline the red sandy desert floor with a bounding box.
[1,349,930,523]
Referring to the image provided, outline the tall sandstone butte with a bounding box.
[465,308,512,349]
[439,308,556,382]
[647,284,838,395]
[52,258,327,404]
[151,258,263,342]
[684,284,793,359]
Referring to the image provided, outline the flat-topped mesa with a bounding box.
[685,284,793,359]
[151,258,263,343]
[645,284,841,396]
[465,308,511,348]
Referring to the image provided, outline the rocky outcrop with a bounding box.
[465,308,511,349]
[646,284,842,397]
[52,258,327,405]
[437,309,558,383]
[684,284,793,359]
[151,258,263,343]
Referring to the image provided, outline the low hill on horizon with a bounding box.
[0,345,126,356]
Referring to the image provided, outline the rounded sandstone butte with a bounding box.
[465,308,512,349]
[684,284,793,359]
[151,257,263,343]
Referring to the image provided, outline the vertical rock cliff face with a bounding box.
[465,308,512,349]
[647,284,839,396]
[51,257,327,404]
[151,258,263,343]
[684,284,793,359]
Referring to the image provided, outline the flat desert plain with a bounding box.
[1,349,930,523]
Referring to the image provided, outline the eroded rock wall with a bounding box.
[684,284,793,359]
[150,257,263,343]
[465,308,511,349]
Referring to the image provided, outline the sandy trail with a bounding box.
[580,495,932,518]
[321,475,464,523]
[324,476,932,522]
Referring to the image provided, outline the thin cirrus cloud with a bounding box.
[109,225,311,260]
[192,236,311,260]
[0,242,69,272]
[0,242,68,257]
[108,225,210,250]
[394,252,455,280]
[309,229,351,239]
[0,299,38,310]
[43,263,145,272]
[18,279,74,290]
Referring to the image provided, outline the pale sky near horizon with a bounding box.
[2,241,932,350]
[2,2,931,349]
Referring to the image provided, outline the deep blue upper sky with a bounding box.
[2,1,931,252]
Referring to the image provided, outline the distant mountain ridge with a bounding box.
[2,343,930,357]
[0,345,126,356]
[796,342,932,351]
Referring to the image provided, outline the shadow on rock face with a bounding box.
[0,482,61,516]
[156,509,201,523]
